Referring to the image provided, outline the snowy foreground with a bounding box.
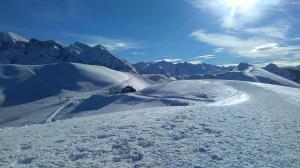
[0,79,299,168]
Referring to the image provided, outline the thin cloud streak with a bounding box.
[62,32,144,51]
[155,58,183,63]
[194,54,215,59]
[213,48,224,53]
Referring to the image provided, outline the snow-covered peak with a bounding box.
[265,63,279,70]
[72,42,90,49]
[94,44,107,50]
[236,62,251,71]
[0,32,137,73]
[0,32,28,43]
[263,63,298,83]
[28,38,64,49]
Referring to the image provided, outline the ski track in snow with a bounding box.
[0,80,299,167]
[45,103,71,123]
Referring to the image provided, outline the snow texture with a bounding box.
[0,79,299,167]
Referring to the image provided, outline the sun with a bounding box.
[223,0,259,9]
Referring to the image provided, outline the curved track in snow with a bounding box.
[0,80,299,167]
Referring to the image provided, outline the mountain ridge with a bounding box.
[0,32,136,73]
[134,61,300,87]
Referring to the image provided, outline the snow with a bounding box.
[139,80,244,104]
[0,80,299,167]
[204,65,300,88]
[0,32,28,43]
[0,63,150,127]
[141,74,173,83]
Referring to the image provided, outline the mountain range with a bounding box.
[133,61,300,85]
[0,32,136,72]
[1,32,300,87]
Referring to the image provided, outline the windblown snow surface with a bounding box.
[0,77,299,167]
[0,63,149,127]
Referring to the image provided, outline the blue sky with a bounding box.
[0,0,300,66]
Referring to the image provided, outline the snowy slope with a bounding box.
[263,63,298,83]
[0,63,149,127]
[0,32,136,72]
[50,80,248,120]
[0,80,299,167]
[198,62,300,88]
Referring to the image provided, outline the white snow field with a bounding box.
[0,77,299,167]
[0,63,150,127]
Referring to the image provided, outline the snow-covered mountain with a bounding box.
[263,63,299,83]
[133,61,225,76]
[195,62,300,88]
[0,32,136,72]
[134,61,300,88]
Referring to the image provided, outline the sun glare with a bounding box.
[224,0,259,9]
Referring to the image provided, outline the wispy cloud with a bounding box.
[243,23,289,39]
[190,29,300,58]
[194,54,215,59]
[213,48,224,53]
[131,51,146,56]
[188,0,300,65]
[249,45,300,58]
[190,30,268,54]
[62,32,144,51]
[188,54,215,64]
[251,43,279,52]
[189,60,203,64]
[218,63,238,67]
[156,58,182,63]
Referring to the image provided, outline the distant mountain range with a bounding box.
[133,61,300,84]
[133,61,227,76]
[195,62,300,88]
[1,32,299,87]
[0,32,136,72]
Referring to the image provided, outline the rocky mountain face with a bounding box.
[0,32,136,73]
